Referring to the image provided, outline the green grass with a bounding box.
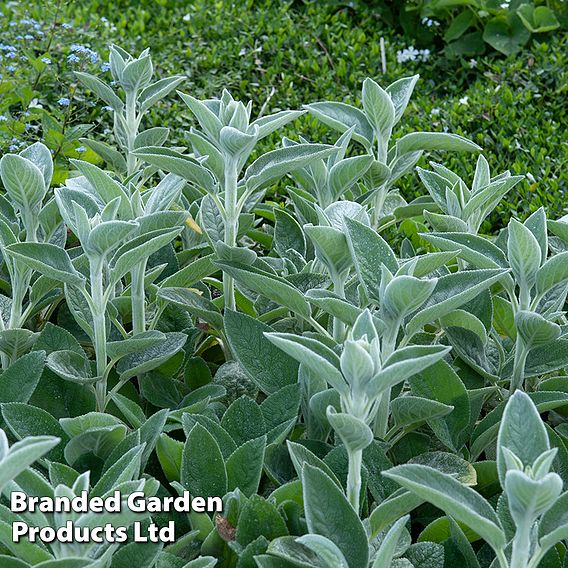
[2,0,567,226]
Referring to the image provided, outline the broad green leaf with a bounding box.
[362,78,395,155]
[391,396,454,430]
[406,269,507,337]
[304,225,351,275]
[46,350,97,385]
[178,91,223,142]
[383,276,437,320]
[345,216,398,300]
[304,101,373,149]
[302,464,369,568]
[139,75,185,112]
[158,287,223,329]
[384,464,506,552]
[327,408,373,453]
[517,5,560,33]
[235,495,289,547]
[245,144,337,192]
[224,310,298,394]
[110,227,182,284]
[0,351,45,404]
[85,220,137,258]
[266,333,347,395]
[369,489,425,539]
[537,252,568,295]
[409,360,470,451]
[70,159,131,216]
[386,75,419,125]
[539,492,568,554]
[5,243,85,287]
[226,435,266,496]
[371,515,410,568]
[215,260,311,318]
[296,535,349,567]
[286,440,342,487]
[497,391,549,485]
[421,232,508,269]
[221,396,266,446]
[0,430,59,493]
[515,311,561,351]
[329,155,374,200]
[133,146,216,192]
[181,423,227,499]
[19,142,53,188]
[0,154,46,211]
[116,332,187,380]
[508,218,541,292]
[370,345,452,398]
[305,289,362,326]
[251,109,305,139]
[107,331,167,360]
[75,71,124,111]
[396,133,481,156]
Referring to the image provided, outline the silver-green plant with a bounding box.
[76,45,187,334]
[421,207,568,393]
[0,430,158,566]
[306,75,482,225]
[0,143,62,366]
[285,128,374,209]
[4,166,184,411]
[134,89,337,312]
[418,155,523,233]
[385,391,568,568]
[267,309,450,513]
[76,44,184,179]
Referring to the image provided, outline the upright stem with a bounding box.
[131,261,147,334]
[372,184,388,227]
[223,159,238,312]
[331,272,345,343]
[125,90,138,177]
[373,322,400,438]
[346,449,363,515]
[510,521,532,568]
[510,334,529,395]
[91,262,108,412]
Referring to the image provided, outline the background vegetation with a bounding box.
[1,0,566,229]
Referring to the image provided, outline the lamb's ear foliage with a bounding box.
[385,392,568,568]
[0,48,566,568]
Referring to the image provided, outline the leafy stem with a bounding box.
[223,159,239,312]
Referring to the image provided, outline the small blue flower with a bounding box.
[89,52,98,63]
[100,62,110,72]
[9,145,18,151]
[20,56,28,61]
[6,65,15,72]
[62,22,72,29]
[0,115,8,122]
[67,54,80,63]
[41,57,51,64]
[6,51,16,59]
[58,97,70,106]
[22,111,30,116]
[76,145,87,152]
[102,105,113,111]
[24,34,33,40]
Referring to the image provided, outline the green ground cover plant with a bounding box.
[0,1,566,568]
